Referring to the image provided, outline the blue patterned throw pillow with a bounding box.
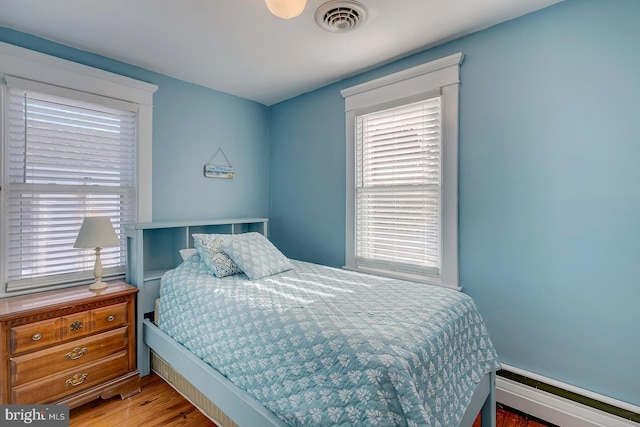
[192,233,243,278]
[220,232,293,280]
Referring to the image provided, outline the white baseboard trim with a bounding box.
[496,377,638,427]
[501,364,640,414]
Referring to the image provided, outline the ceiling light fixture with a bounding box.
[265,0,307,19]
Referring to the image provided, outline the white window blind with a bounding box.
[5,84,137,292]
[355,97,442,278]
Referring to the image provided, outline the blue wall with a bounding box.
[0,28,270,222]
[269,0,640,406]
[2,0,638,409]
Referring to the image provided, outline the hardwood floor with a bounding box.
[70,373,216,427]
[70,373,553,426]
[496,406,555,427]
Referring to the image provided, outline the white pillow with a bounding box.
[220,232,293,280]
[179,248,198,261]
[192,234,243,277]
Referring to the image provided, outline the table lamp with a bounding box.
[74,216,120,290]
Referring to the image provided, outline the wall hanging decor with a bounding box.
[204,147,234,179]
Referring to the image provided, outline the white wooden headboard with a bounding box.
[124,218,268,374]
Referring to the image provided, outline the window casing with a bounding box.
[0,42,157,295]
[342,53,462,289]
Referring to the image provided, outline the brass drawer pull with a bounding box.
[31,333,42,341]
[66,373,88,387]
[70,320,83,332]
[107,315,116,322]
[65,347,88,360]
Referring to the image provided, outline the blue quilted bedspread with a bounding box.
[159,255,500,427]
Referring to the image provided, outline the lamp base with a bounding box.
[88,280,109,290]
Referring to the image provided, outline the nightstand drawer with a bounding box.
[12,351,130,404]
[10,327,128,386]
[10,317,61,354]
[61,311,92,340]
[92,302,128,332]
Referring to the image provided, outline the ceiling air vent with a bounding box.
[315,1,368,33]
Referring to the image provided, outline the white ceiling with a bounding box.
[0,0,562,105]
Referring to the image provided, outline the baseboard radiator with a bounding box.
[496,365,639,427]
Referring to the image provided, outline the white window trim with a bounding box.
[341,52,463,290]
[0,41,157,296]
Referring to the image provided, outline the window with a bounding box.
[4,81,136,292]
[355,97,442,278]
[0,42,157,294]
[342,53,462,289]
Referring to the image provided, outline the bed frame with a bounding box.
[144,318,496,427]
[125,219,497,427]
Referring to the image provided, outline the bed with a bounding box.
[132,227,500,427]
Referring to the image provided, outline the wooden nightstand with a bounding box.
[0,281,141,407]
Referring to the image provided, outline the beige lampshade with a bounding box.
[74,216,120,249]
[265,0,306,19]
